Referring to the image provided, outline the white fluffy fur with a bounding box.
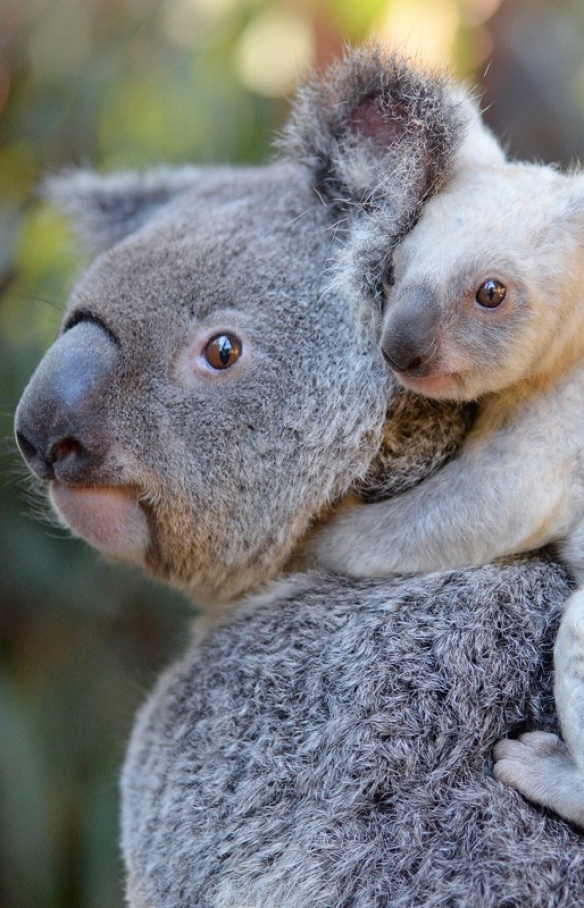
[309,142,584,826]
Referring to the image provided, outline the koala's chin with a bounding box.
[50,483,150,566]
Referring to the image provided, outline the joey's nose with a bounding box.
[382,346,426,374]
[15,320,119,483]
[381,284,441,376]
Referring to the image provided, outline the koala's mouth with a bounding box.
[50,482,151,565]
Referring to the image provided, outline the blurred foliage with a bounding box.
[1,1,584,906]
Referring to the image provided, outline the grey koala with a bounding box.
[308,141,584,827]
[14,47,584,907]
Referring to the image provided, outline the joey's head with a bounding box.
[15,46,468,606]
[381,161,584,400]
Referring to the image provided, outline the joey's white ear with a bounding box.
[450,87,507,169]
[281,43,467,226]
[563,172,584,226]
[42,165,206,252]
[531,168,584,242]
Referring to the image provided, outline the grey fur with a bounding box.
[14,46,584,906]
[280,44,468,303]
[41,165,221,252]
[355,390,476,502]
[281,43,463,209]
[123,558,578,908]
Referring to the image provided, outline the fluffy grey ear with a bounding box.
[281,44,466,222]
[42,165,207,252]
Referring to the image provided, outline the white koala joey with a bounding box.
[307,142,584,828]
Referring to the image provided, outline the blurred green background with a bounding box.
[2,1,584,905]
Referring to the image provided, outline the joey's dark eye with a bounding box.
[204,333,242,370]
[476,279,507,309]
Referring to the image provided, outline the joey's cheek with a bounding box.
[50,483,150,565]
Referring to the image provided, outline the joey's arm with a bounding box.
[308,436,571,577]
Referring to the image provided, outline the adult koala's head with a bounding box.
[15,47,465,606]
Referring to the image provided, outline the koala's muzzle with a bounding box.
[381,284,441,376]
[15,320,119,485]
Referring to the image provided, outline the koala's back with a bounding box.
[122,557,583,908]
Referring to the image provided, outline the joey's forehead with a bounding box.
[412,164,561,242]
[395,180,533,273]
[426,185,518,232]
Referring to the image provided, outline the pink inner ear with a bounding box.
[347,96,412,146]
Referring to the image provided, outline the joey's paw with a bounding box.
[291,502,370,577]
[291,499,405,578]
[285,534,320,573]
[286,505,361,574]
[298,520,358,575]
[494,731,567,775]
[493,731,584,827]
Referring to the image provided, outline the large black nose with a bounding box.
[381,284,441,376]
[15,320,119,483]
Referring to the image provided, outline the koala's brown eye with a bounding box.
[204,334,242,370]
[476,279,507,309]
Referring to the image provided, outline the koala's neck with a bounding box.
[178,544,302,614]
[187,569,313,618]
